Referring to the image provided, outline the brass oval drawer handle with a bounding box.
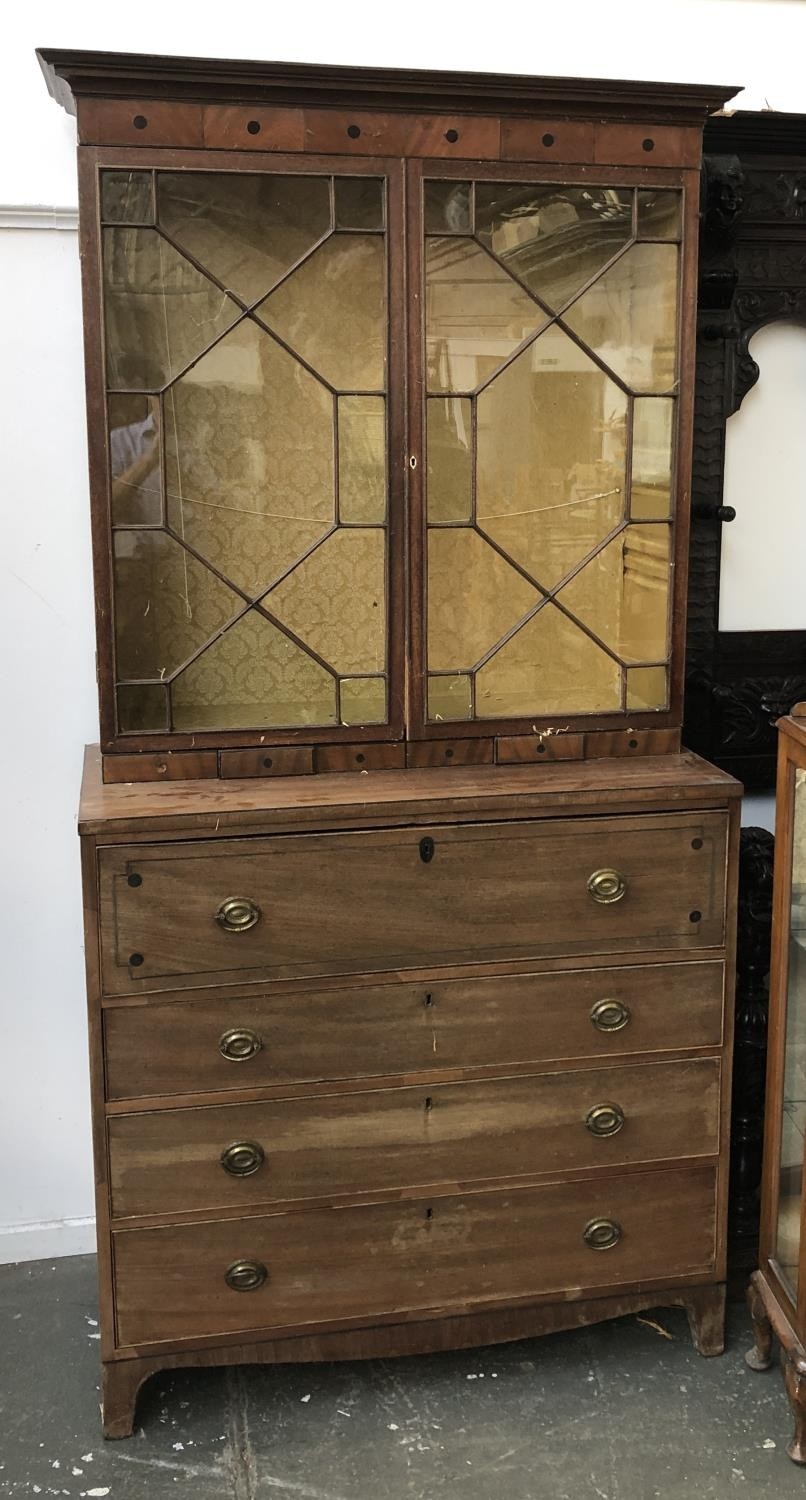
[585,1102,625,1137]
[221,1140,265,1177]
[219,1028,263,1062]
[225,1259,267,1292]
[216,897,262,933]
[590,999,631,1033]
[587,868,627,905]
[583,1217,622,1251]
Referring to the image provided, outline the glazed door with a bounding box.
[408,160,690,740]
[96,154,405,750]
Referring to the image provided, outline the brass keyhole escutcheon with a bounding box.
[221,1141,265,1177]
[587,868,627,905]
[583,1218,622,1251]
[219,1028,263,1062]
[590,999,631,1033]
[585,1103,625,1138]
[215,897,262,932]
[224,1259,268,1292]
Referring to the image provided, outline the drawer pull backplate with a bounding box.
[590,999,631,1033]
[585,1102,625,1137]
[587,868,627,904]
[219,1028,263,1062]
[221,1141,265,1177]
[225,1259,267,1292]
[215,897,262,933]
[583,1217,622,1251]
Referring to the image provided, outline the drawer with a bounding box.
[98,811,728,994]
[108,1058,720,1217]
[103,961,725,1100]
[112,1164,718,1346]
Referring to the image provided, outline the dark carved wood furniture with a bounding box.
[747,708,806,1461]
[39,49,741,1437]
[686,112,806,793]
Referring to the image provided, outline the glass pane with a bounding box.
[476,327,627,589]
[340,677,386,725]
[427,528,539,671]
[101,170,153,224]
[113,530,240,680]
[427,398,472,523]
[117,682,169,732]
[637,189,682,240]
[475,603,621,717]
[631,398,674,519]
[475,183,632,312]
[258,234,385,391]
[558,524,672,664]
[424,181,471,234]
[626,665,668,711]
[562,243,679,393]
[777,767,806,1296]
[157,173,331,305]
[163,318,334,597]
[428,674,472,722]
[335,178,384,230]
[425,237,549,393]
[109,395,162,525]
[103,227,240,391]
[264,529,386,676]
[338,396,386,522]
[172,610,337,730]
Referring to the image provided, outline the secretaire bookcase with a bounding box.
[40,47,741,1437]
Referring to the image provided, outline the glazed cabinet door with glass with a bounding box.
[90,153,691,765]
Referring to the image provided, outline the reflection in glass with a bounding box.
[338,396,386,522]
[157,173,331,305]
[258,234,386,391]
[637,189,682,240]
[476,326,627,588]
[334,178,384,231]
[340,677,387,724]
[428,674,472,721]
[427,398,472,523]
[172,610,337,729]
[101,170,154,224]
[424,181,471,234]
[558,524,671,663]
[109,395,162,525]
[626,665,668,712]
[563,243,679,393]
[776,767,806,1296]
[117,682,169,733]
[631,398,674,518]
[163,319,334,596]
[103,228,240,391]
[475,602,621,717]
[113,530,240,681]
[476,183,632,311]
[427,528,539,672]
[265,529,386,676]
[426,237,549,393]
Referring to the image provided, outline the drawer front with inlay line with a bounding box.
[98,811,729,994]
[108,1057,720,1218]
[112,1164,718,1347]
[103,961,726,1100]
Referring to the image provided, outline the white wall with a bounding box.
[2,0,801,1261]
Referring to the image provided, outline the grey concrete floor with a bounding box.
[0,1255,801,1499]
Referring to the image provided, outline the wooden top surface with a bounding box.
[38,49,739,123]
[78,746,742,837]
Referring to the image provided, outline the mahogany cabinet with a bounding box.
[40,49,742,1437]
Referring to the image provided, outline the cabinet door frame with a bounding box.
[406,155,701,744]
[79,145,407,755]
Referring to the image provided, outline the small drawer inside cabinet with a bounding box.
[97,811,729,995]
[107,1057,720,1218]
[102,960,725,1101]
[112,1164,718,1347]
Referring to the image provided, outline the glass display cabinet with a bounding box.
[41,51,743,1441]
[748,706,806,1462]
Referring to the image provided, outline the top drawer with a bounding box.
[97,811,728,995]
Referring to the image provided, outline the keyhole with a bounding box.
[424,1096,433,1114]
[419,836,435,863]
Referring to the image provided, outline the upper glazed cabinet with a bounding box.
[39,51,737,780]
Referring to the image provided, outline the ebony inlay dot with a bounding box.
[247,119,261,135]
[127,873,142,888]
[542,132,555,146]
[347,124,361,139]
[689,910,702,923]
[445,129,459,143]
[129,952,145,967]
[133,115,148,130]
[642,138,655,152]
